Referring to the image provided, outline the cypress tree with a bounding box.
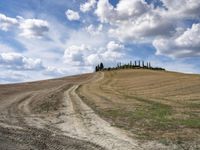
[95,66,98,72]
[100,62,104,70]
[130,61,132,68]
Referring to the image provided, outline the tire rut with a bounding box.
[58,84,142,150]
[0,86,104,150]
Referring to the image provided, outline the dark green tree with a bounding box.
[95,66,99,72]
[100,62,104,70]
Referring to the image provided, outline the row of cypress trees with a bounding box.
[116,60,151,69]
[95,61,165,72]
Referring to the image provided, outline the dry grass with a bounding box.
[78,69,200,145]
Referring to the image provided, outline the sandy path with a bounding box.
[0,85,104,149]
[57,81,142,149]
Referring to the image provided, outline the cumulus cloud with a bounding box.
[153,23,200,58]
[85,24,103,35]
[101,41,124,61]
[80,0,96,12]
[64,45,88,65]
[94,0,200,59]
[106,41,124,51]
[19,19,49,38]
[85,41,125,65]
[65,9,80,21]
[162,0,200,19]
[64,41,125,67]
[0,13,49,38]
[86,53,101,65]
[0,52,44,70]
[0,13,18,31]
[95,0,115,23]
[95,0,150,23]
[95,0,200,42]
[95,0,175,41]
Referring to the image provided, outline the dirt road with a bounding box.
[0,72,143,150]
[57,84,141,150]
[0,74,102,149]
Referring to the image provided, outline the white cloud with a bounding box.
[94,0,200,59]
[153,23,200,58]
[19,19,49,38]
[95,0,200,42]
[86,53,101,65]
[65,9,80,21]
[80,0,96,12]
[43,66,66,77]
[64,45,88,65]
[0,13,18,31]
[85,24,103,35]
[95,0,150,23]
[101,41,124,61]
[106,41,124,51]
[0,13,49,38]
[63,40,125,67]
[175,24,200,48]
[85,41,125,65]
[95,0,115,23]
[116,0,149,19]
[162,0,200,19]
[0,52,44,70]
[95,0,175,41]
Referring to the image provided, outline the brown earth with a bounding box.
[0,74,103,150]
[78,69,200,149]
[0,70,199,150]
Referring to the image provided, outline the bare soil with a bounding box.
[1,70,199,150]
[78,70,200,149]
[0,74,103,150]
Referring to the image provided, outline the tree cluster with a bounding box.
[95,62,104,72]
[95,61,165,72]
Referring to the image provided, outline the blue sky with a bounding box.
[0,0,200,83]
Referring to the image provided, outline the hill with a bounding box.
[78,69,200,148]
[0,69,199,149]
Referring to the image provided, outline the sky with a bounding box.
[0,0,200,83]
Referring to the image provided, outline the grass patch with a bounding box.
[178,119,200,128]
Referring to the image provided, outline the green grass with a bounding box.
[178,119,200,128]
[94,94,200,138]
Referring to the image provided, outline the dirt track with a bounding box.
[0,74,102,150]
[58,84,141,150]
[0,72,145,150]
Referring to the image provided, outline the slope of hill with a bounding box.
[78,69,200,149]
[0,70,199,149]
[0,73,103,150]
